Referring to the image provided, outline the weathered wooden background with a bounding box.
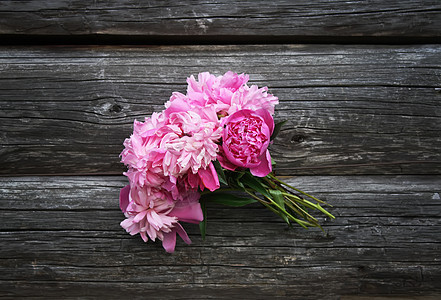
[1,1,440,299]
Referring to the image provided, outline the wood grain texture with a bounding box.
[1,1,440,299]
[1,175,440,299]
[1,45,440,175]
[0,0,440,39]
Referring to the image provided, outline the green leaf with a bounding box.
[205,192,257,207]
[270,120,287,141]
[241,172,271,199]
[199,200,207,241]
[269,189,285,209]
[269,189,289,224]
[213,160,228,185]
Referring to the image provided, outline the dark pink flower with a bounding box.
[220,109,274,177]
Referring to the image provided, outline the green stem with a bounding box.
[263,176,279,190]
[244,189,271,205]
[268,173,329,205]
[282,192,335,220]
[261,202,299,226]
[283,192,321,210]
[315,203,336,219]
[266,194,317,228]
[244,187,317,228]
[284,197,318,222]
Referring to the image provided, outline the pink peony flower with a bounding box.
[119,184,203,253]
[161,111,222,189]
[227,84,279,116]
[186,71,250,112]
[121,109,222,192]
[167,71,278,119]
[120,113,167,188]
[220,109,274,177]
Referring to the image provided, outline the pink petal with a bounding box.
[250,150,272,177]
[197,162,220,191]
[256,108,274,136]
[164,93,191,116]
[170,202,204,224]
[186,172,201,189]
[217,147,238,171]
[162,230,177,253]
[146,225,157,241]
[225,109,250,124]
[119,185,130,213]
[140,231,148,242]
[223,140,260,168]
[133,210,147,223]
[120,218,133,230]
[175,223,192,245]
[128,224,140,235]
[220,71,249,90]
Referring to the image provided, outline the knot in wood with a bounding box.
[291,134,305,143]
[109,103,122,113]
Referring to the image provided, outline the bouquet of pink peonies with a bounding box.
[119,71,334,253]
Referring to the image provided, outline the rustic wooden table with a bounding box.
[1,1,441,299]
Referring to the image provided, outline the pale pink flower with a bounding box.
[119,184,203,253]
[121,109,221,192]
[220,109,274,177]
[168,71,278,119]
[164,90,220,123]
[227,84,279,116]
[186,71,249,109]
[161,111,222,182]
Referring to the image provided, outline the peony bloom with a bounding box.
[161,111,222,186]
[220,109,274,177]
[121,109,222,192]
[119,184,203,253]
[185,71,249,111]
[169,71,278,119]
[120,113,167,188]
[227,84,279,116]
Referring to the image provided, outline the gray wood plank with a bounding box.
[1,45,440,175]
[0,175,440,298]
[0,0,440,39]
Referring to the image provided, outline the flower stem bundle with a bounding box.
[199,169,335,240]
